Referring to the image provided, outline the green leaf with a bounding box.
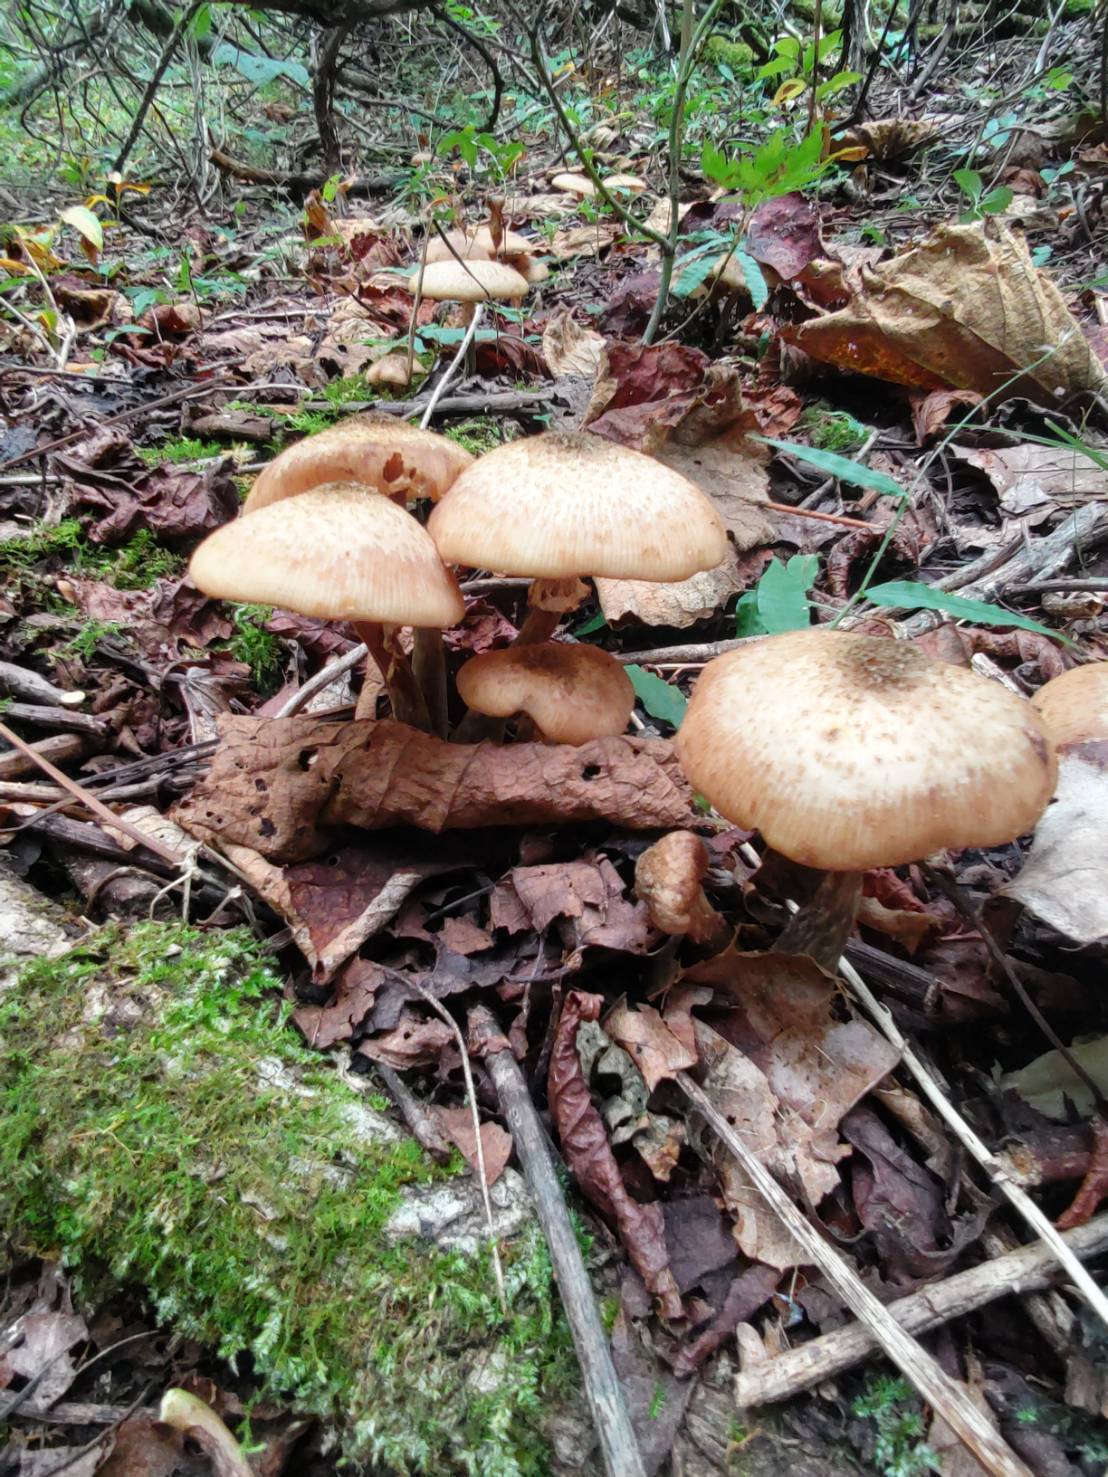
[625,666,687,728]
[190,3,212,40]
[57,205,102,250]
[980,186,1014,215]
[735,248,768,309]
[210,43,309,88]
[865,580,1067,641]
[672,248,717,299]
[756,554,819,633]
[952,167,982,200]
[754,436,905,497]
[574,612,607,636]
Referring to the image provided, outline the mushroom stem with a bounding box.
[513,605,563,646]
[412,627,448,737]
[355,622,431,731]
[776,869,864,973]
[512,577,590,647]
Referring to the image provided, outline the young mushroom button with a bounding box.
[1031,662,1108,750]
[634,831,730,953]
[456,643,634,745]
[675,630,1058,970]
[428,430,728,646]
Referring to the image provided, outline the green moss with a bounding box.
[799,403,867,455]
[0,522,182,592]
[0,923,577,1473]
[444,417,507,456]
[137,437,223,466]
[226,604,284,694]
[703,35,756,69]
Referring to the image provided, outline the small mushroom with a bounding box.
[190,482,464,729]
[602,172,646,194]
[551,172,596,197]
[428,430,727,646]
[676,629,1058,970]
[456,642,634,744]
[244,415,472,513]
[367,354,414,391]
[1032,663,1108,750]
[635,831,730,951]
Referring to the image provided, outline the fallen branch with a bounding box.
[208,145,399,194]
[470,1004,647,1477]
[735,1213,1108,1406]
[678,1072,1033,1477]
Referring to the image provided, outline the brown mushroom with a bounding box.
[456,642,633,744]
[635,832,730,951]
[676,629,1058,969]
[1031,663,1108,750]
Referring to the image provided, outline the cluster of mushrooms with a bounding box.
[190,415,1070,966]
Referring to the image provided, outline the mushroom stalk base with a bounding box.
[355,623,431,731]
[776,869,864,973]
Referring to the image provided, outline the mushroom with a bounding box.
[189,482,464,730]
[425,226,549,284]
[424,229,490,265]
[551,172,596,198]
[603,172,646,194]
[428,429,728,646]
[1031,663,1108,750]
[675,629,1058,970]
[366,354,414,391]
[635,831,730,951]
[409,258,530,379]
[456,642,634,744]
[244,415,473,513]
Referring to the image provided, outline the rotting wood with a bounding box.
[678,1072,1034,1477]
[470,1004,648,1477]
[735,1213,1108,1406]
[0,733,88,782]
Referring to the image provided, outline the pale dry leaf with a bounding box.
[954,442,1106,515]
[0,1310,88,1406]
[1003,743,1108,945]
[786,221,1108,404]
[604,999,698,1091]
[433,1106,513,1186]
[541,310,606,379]
[595,552,746,628]
[655,436,774,549]
[1002,1035,1108,1121]
[548,222,621,259]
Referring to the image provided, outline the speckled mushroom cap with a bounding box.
[244,416,472,512]
[1031,663,1108,750]
[408,259,529,301]
[456,642,634,744]
[427,430,728,581]
[190,482,465,627]
[676,629,1057,870]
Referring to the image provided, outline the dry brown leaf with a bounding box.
[548,221,621,258]
[955,442,1106,515]
[433,1106,513,1186]
[595,552,746,628]
[359,1007,454,1069]
[1003,740,1108,945]
[656,436,774,548]
[541,310,606,378]
[174,717,694,862]
[856,894,940,954]
[604,999,698,1091]
[836,118,940,160]
[786,222,1108,404]
[491,856,653,953]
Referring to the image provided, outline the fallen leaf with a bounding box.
[856,894,939,953]
[785,222,1108,405]
[70,460,239,546]
[604,999,698,1091]
[95,1416,213,1477]
[174,717,695,862]
[656,435,774,548]
[910,388,985,444]
[293,957,386,1047]
[0,1309,87,1405]
[441,916,493,954]
[670,1263,780,1376]
[548,990,684,1318]
[357,1007,454,1069]
[492,856,653,953]
[141,301,201,336]
[1002,1034,1108,1121]
[19,1447,104,1477]
[433,1106,513,1186]
[59,574,233,658]
[954,442,1106,516]
[541,310,606,378]
[835,118,940,160]
[1003,741,1108,945]
[746,192,825,281]
[595,553,746,628]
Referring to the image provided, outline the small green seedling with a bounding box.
[953,168,1013,222]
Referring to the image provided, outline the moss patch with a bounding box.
[0,923,577,1473]
[444,416,509,456]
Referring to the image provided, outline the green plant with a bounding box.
[852,1375,939,1477]
[757,29,861,106]
[137,436,222,466]
[735,554,819,635]
[66,619,122,661]
[800,403,866,454]
[228,605,283,693]
[953,168,1013,221]
[701,127,835,207]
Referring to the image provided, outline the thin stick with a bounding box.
[419,303,484,429]
[0,719,182,866]
[274,643,368,718]
[404,985,507,1316]
[737,839,1108,1332]
[678,1072,1032,1477]
[470,1004,647,1477]
[765,500,872,530]
[735,1213,1108,1407]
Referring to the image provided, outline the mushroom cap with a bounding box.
[676,629,1057,870]
[456,642,634,744]
[427,430,728,581]
[603,172,646,193]
[408,259,529,301]
[552,172,596,197]
[635,831,710,934]
[472,225,533,258]
[1031,663,1108,749]
[711,254,749,294]
[245,415,472,512]
[519,255,550,284]
[424,229,490,265]
[366,354,413,388]
[190,482,465,627]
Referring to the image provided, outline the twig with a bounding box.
[0,719,183,866]
[113,1,200,174]
[678,1071,1033,1477]
[470,1003,647,1477]
[0,661,84,707]
[419,304,484,430]
[765,500,872,530]
[274,643,367,718]
[737,838,1108,1332]
[615,636,763,666]
[734,1213,1108,1406]
[404,982,508,1316]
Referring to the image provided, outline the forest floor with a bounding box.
[1,10,1108,1476]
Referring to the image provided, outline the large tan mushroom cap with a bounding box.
[424,229,490,265]
[552,172,596,197]
[408,259,529,301]
[603,172,647,194]
[1031,663,1108,750]
[676,630,1057,870]
[428,430,728,581]
[472,225,534,258]
[245,416,472,513]
[190,482,465,627]
[457,642,634,744]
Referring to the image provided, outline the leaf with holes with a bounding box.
[626,666,687,728]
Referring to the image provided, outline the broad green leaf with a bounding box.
[757,554,818,633]
[672,248,717,298]
[211,43,309,88]
[190,3,212,40]
[57,205,102,250]
[952,167,982,199]
[980,186,1014,215]
[625,666,687,728]
[735,248,768,309]
[754,436,905,497]
[575,612,607,636]
[865,580,1067,641]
